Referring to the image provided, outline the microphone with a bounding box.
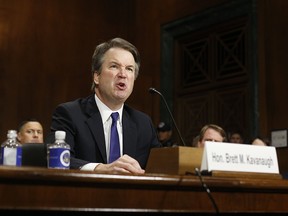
[195,168,219,214]
[148,87,187,146]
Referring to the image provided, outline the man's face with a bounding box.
[229,133,243,144]
[157,130,172,142]
[197,128,224,148]
[94,48,136,110]
[17,122,43,144]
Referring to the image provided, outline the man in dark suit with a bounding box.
[156,122,177,147]
[45,38,161,174]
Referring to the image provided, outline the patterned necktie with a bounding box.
[109,112,120,163]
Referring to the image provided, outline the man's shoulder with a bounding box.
[58,95,94,108]
[123,104,150,119]
[55,95,96,117]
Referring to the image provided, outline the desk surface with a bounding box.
[0,166,288,214]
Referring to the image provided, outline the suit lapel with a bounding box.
[83,95,107,163]
[122,109,137,157]
[82,96,138,163]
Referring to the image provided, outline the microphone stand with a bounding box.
[149,87,187,146]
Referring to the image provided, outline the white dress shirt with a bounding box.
[80,94,123,171]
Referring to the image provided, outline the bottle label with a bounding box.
[0,147,22,166]
[48,148,70,169]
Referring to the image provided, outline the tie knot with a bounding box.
[111,112,119,122]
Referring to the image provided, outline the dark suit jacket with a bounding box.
[45,94,161,169]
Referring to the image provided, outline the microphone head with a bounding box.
[148,87,157,94]
[148,87,162,96]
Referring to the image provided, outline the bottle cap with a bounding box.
[7,130,17,139]
[55,131,66,140]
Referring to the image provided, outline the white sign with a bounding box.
[200,141,279,174]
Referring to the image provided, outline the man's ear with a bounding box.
[17,133,22,142]
[93,72,99,85]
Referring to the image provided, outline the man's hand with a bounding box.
[94,154,145,174]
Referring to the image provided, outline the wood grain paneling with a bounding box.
[0,0,287,152]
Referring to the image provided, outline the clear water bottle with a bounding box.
[0,130,22,166]
[47,130,70,169]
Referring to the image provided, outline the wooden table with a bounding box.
[0,166,288,214]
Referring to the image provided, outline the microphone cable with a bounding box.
[195,168,219,214]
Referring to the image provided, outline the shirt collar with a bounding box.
[94,94,123,124]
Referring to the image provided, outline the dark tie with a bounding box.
[109,112,120,163]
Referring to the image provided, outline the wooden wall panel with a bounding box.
[0,0,227,141]
[257,0,288,137]
[0,0,131,140]
[0,0,287,147]
[127,0,229,125]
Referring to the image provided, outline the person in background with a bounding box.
[251,136,270,146]
[45,37,161,174]
[156,122,177,147]
[17,118,44,144]
[197,124,226,148]
[191,135,200,147]
[229,131,244,144]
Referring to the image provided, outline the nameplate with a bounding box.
[200,141,279,174]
